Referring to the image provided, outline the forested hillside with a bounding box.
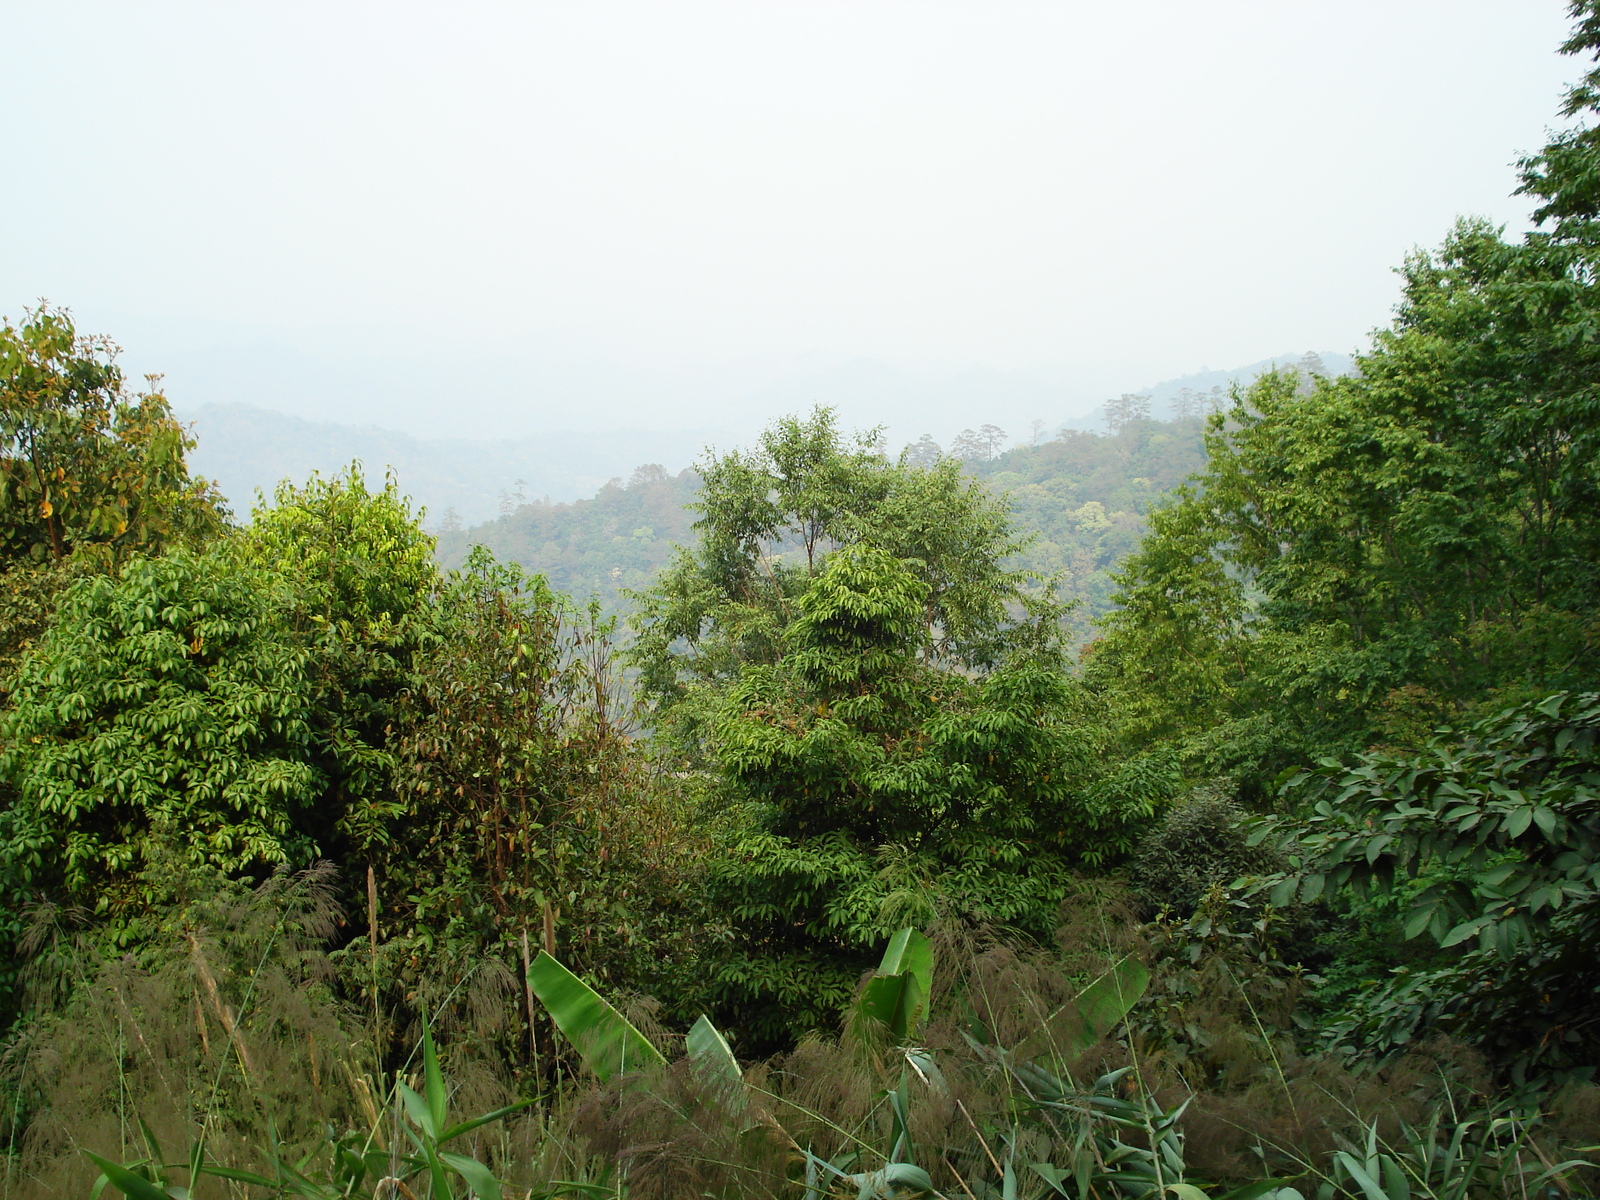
[437,414,1212,626]
[434,462,701,613]
[2,7,1600,1199]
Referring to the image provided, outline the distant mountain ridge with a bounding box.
[1135,349,1356,406]
[179,350,1351,523]
[178,405,730,525]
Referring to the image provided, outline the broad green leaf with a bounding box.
[857,971,924,1043]
[1440,917,1490,948]
[686,1013,744,1102]
[856,928,934,1042]
[527,950,664,1080]
[399,1081,438,1140]
[1402,903,1436,940]
[1070,954,1150,1054]
[877,927,934,999]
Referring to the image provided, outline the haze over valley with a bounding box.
[180,350,1353,524]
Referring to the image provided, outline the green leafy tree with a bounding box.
[1087,1,1600,782]
[0,308,231,1026]
[702,543,1172,1047]
[0,306,225,566]
[0,547,320,910]
[630,412,1172,1047]
[0,308,229,707]
[0,470,440,913]
[236,467,438,856]
[1077,3,1600,1088]
[630,407,1044,729]
[1091,250,1600,791]
[370,550,704,1032]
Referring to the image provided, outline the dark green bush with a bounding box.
[1130,789,1282,917]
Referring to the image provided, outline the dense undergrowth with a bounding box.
[4,876,1597,1198]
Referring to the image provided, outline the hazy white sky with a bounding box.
[0,1,1582,439]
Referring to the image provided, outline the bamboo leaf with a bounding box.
[82,1154,175,1200]
[1333,1151,1393,1200]
[440,1150,503,1200]
[195,1166,278,1188]
[422,1018,449,1142]
[1030,1162,1072,1196]
[1379,1154,1410,1200]
[399,1081,439,1140]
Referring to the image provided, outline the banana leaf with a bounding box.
[686,1012,746,1109]
[527,950,665,1080]
[1063,954,1150,1056]
[856,928,934,1043]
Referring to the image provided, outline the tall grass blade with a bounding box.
[440,1150,503,1200]
[1332,1150,1394,1200]
[422,1016,449,1140]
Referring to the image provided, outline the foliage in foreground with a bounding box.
[54,893,1600,1200]
[1263,691,1600,1084]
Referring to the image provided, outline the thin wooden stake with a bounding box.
[193,988,212,1057]
[520,928,541,1068]
[367,864,379,953]
[187,933,257,1081]
[368,863,382,1068]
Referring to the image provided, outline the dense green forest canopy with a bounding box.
[2,5,1600,1196]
